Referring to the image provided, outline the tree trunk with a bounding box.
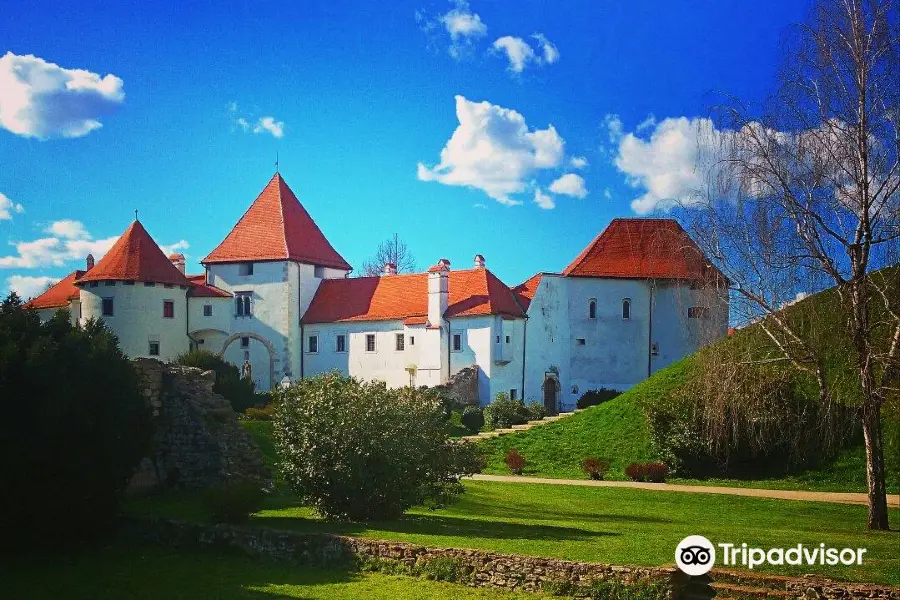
[861,402,889,530]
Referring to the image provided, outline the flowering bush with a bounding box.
[505,449,526,475]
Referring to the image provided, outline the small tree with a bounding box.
[360,233,417,276]
[1,295,151,544]
[273,373,480,520]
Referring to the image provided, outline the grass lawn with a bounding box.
[1,543,538,600]
[127,479,900,586]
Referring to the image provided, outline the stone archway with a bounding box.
[221,332,276,391]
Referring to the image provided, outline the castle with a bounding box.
[27,173,728,412]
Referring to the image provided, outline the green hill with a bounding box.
[478,269,900,493]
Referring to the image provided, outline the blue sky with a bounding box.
[0,0,812,298]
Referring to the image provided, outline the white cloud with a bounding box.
[636,113,657,132]
[532,33,559,64]
[570,156,588,169]
[613,116,719,214]
[603,188,612,200]
[492,36,535,73]
[533,188,555,210]
[549,173,588,198]
[438,0,487,59]
[492,33,559,73]
[6,274,58,300]
[45,219,89,239]
[0,52,124,140]
[473,203,488,209]
[603,113,623,143]
[0,192,24,220]
[253,116,284,138]
[417,95,565,205]
[160,240,190,257]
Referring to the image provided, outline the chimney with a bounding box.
[473,254,485,268]
[427,258,450,326]
[169,253,186,274]
[383,262,397,275]
[86,254,95,270]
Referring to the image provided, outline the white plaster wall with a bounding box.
[449,315,493,404]
[187,296,231,336]
[488,316,526,404]
[650,282,728,373]
[79,283,189,361]
[35,301,80,325]
[523,275,571,410]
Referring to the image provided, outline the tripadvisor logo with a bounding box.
[675,536,868,575]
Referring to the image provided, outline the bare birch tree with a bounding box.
[685,0,899,529]
[361,233,417,276]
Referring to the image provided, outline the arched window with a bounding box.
[622,298,631,319]
[588,299,597,319]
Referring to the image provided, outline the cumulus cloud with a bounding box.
[549,173,588,198]
[570,156,588,169]
[0,192,24,220]
[533,188,555,210]
[436,0,487,59]
[612,117,719,214]
[417,95,565,205]
[5,274,57,300]
[0,52,124,140]
[492,33,558,73]
[230,103,285,138]
[160,240,190,257]
[45,219,89,239]
[603,113,623,143]
[636,113,657,132]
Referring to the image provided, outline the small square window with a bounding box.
[89,281,99,288]
[148,341,160,356]
[241,336,250,348]
[410,336,415,346]
[144,281,155,287]
[452,333,462,352]
[239,263,254,276]
[365,334,376,352]
[510,389,518,400]
[308,335,318,353]
[505,335,510,344]
[102,298,114,317]
[335,334,346,352]
[575,338,586,346]
[395,333,405,351]
[651,342,660,356]
[124,280,135,286]
[496,335,500,343]
[203,304,212,317]
[164,283,174,289]
[163,300,174,318]
[105,281,116,287]
[314,265,325,278]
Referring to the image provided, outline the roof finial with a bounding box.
[275,152,279,174]
[134,209,139,221]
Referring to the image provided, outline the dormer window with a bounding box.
[622,298,631,320]
[588,299,597,319]
[239,263,254,276]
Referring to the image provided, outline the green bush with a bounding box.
[484,393,529,429]
[273,372,480,520]
[526,401,547,421]
[201,479,265,523]
[242,405,275,421]
[174,349,262,413]
[461,405,485,433]
[577,388,622,409]
[2,296,152,545]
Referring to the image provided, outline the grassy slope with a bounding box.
[126,480,900,585]
[1,544,535,600]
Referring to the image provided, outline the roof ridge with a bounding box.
[275,174,290,258]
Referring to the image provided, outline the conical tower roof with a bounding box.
[77,220,190,286]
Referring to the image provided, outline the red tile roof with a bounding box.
[511,273,545,311]
[186,274,232,298]
[78,221,191,286]
[562,218,723,281]
[24,270,84,309]
[302,268,525,324]
[202,174,352,271]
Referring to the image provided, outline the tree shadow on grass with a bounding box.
[445,494,671,526]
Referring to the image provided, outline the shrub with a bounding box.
[504,449,525,475]
[577,388,622,409]
[582,457,610,480]
[526,401,548,421]
[2,297,152,545]
[243,405,276,421]
[645,462,669,483]
[416,557,467,583]
[484,393,529,429]
[274,372,479,520]
[461,405,485,433]
[175,349,262,413]
[201,479,265,523]
[624,462,648,482]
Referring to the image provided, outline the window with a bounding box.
[241,336,250,348]
[410,336,415,346]
[164,283,174,289]
[452,333,462,352]
[239,263,254,276]
[89,281,98,288]
[510,389,518,400]
[144,281,155,287]
[102,297,114,316]
[314,265,325,278]
[688,306,710,319]
[365,334,376,352]
[496,335,500,343]
[505,335,510,344]
[243,350,250,361]
[650,342,660,356]
[163,300,174,318]
[105,281,115,287]
[335,334,346,352]
[203,304,212,317]
[148,341,160,356]
[575,338,586,346]
[588,299,597,319]
[124,280,135,286]
[395,333,405,351]
[308,334,318,354]
[622,298,631,320]
[235,292,252,317]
